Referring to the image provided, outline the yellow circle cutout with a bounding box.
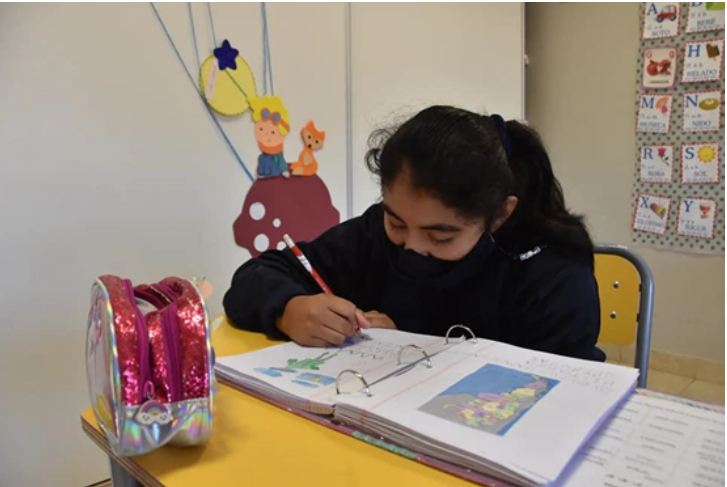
[198,55,257,116]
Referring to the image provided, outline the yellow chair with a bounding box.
[594,244,654,388]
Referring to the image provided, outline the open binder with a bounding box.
[216,326,640,486]
[334,326,470,397]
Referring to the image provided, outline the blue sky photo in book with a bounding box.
[419,364,559,436]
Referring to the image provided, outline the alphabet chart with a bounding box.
[634,3,724,254]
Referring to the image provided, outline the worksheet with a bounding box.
[560,393,725,487]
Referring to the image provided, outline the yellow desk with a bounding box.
[81,321,475,487]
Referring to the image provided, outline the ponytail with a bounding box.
[496,121,594,267]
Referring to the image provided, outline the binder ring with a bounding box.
[397,344,432,368]
[335,369,372,397]
[445,324,478,344]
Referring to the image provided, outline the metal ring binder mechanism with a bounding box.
[335,369,372,397]
[397,344,432,368]
[335,328,479,396]
[445,324,478,344]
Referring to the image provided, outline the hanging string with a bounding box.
[224,70,250,99]
[261,3,274,95]
[150,2,255,182]
[201,2,250,100]
[260,3,268,95]
[192,8,251,116]
[207,2,218,48]
[188,3,201,72]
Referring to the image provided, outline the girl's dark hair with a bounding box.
[365,105,594,266]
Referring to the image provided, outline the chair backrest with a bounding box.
[594,245,655,388]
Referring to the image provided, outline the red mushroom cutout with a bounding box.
[233,174,340,257]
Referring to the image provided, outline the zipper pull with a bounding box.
[144,381,155,401]
[135,381,173,426]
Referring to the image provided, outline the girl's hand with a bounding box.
[277,295,371,346]
[362,310,397,330]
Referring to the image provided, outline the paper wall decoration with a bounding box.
[199,39,257,116]
[233,106,339,256]
[632,3,725,255]
[642,46,678,88]
[290,121,325,177]
[682,89,723,132]
[643,3,681,39]
[637,94,674,132]
[680,142,721,183]
[249,96,291,178]
[677,196,717,238]
[686,2,725,33]
[681,38,724,83]
[233,175,340,257]
[633,193,672,235]
[151,5,342,258]
[640,145,675,183]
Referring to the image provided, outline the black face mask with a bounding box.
[384,231,496,287]
[393,247,459,280]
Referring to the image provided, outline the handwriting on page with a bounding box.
[495,357,618,393]
[332,339,402,361]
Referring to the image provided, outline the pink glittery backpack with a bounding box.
[85,276,214,455]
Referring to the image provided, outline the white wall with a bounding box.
[0,3,523,485]
[526,3,725,362]
[351,3,525,215]
[0,3,346,485]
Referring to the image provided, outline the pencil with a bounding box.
[283,234,332,294]
[282,234,363,334]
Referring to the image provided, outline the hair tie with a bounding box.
[490,114,512,157]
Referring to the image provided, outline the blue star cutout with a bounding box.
[214,39,239,71]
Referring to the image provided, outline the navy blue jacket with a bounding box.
[224,204,604,361]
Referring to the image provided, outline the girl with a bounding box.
[223,106,603,361]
